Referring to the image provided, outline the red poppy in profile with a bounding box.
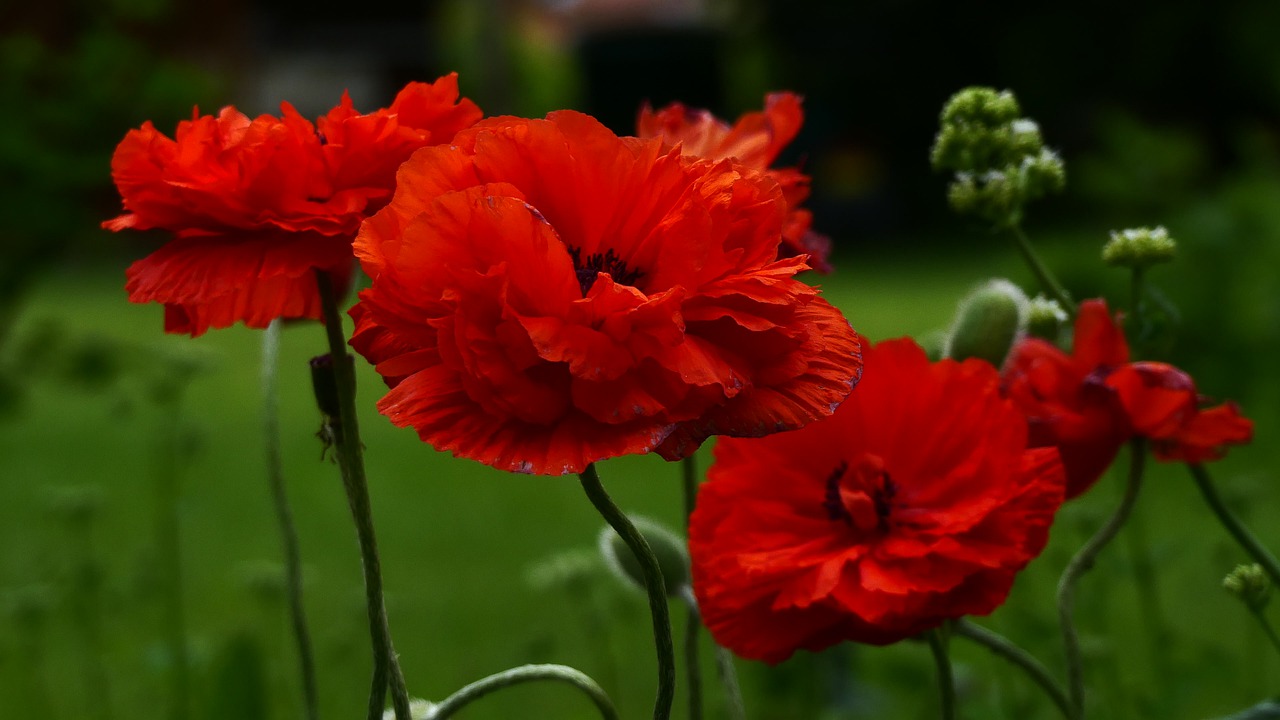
[637,92,832,273]
[1002,299,1252,497]
[688,338,1065,663]
[103,74,482,336]
[349,110,862,475]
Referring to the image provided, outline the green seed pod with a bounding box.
[598,516,690,596]
[944,279,1029,368]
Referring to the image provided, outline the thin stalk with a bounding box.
[155,399,190,720]
[429,664,619,720]
[680,456,702,720]
[578,463,675,720]
[1188,464,1280,588]
[1009,224,1077,315]
[315,270,412,720]
[679,586,744,720]
[954,620,1070,718]
[1057,439,1147,720]
[927,628,956,720]
[1251,608,1280,663]
[262,319,320,720]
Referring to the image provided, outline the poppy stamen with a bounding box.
[567,246,643,296]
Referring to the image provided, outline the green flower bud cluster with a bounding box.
[1102,226,1177,269]
[1026,295,1069,342]
[944,278,1029,368]
[932,87,1065,227]
[1224,563,1271,613]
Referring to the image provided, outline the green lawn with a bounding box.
[2,247,1276,719]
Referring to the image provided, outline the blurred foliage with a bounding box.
[0,0,220,316]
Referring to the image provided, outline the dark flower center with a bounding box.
[823,454,896,533]
[567,246,643,296]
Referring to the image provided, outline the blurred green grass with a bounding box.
[1,244,1277,720]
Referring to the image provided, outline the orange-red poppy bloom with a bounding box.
[637,92,832,273]
[688,339,1065,663]
[103,74,482,336]
[349,110,862,475]
[1003,299,1252,497]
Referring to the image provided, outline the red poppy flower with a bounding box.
[688,338,1065,663]
[1003,299,1252,497]
[103,74,482,336]
[637,92,833,273]
[349,110,862,475]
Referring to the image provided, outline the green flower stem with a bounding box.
[262,319,320,720]
[954,620,1070,718]
[1130,267,1145,318]
[315,270,412,720]
[1250,608,1280,663]
[927,627,957,720]
[679,585,745,720]
[680,455,703,720]
[154,395,190,720]
[1009,224,1077,316]
[1057,439,1147,720]
[578,463,676,720]
[1188,464,1280,588]
[429,664,619,720]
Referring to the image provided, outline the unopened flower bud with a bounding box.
[944,279,1029,368]
[1026,295,1069,341]
[599,516,690,596]
[525,548,603,593]
[1102,226,1177,269]
[1224,563,1270,612]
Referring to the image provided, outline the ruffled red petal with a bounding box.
[125,231,352,336]
[690,339,1065,663]
[350,110,861,474]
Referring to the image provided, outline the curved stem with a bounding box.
[954,620,1070,718]
[429,664,619,720]
[578,463,675,720]
[927,628,956,720]
[315,270,412,720]
[680,456,702,720]
[1188,464,1280,588]
[1009,224,1077,315]
[262,319,320,720]
[1057,439,1147,719]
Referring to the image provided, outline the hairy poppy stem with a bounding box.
[315,270,412,720]
[262,319,320,720]
[1009,224,1077,316]
[954,620,1071,718]
[578,463,676,720]
[1188,464,1280,588]
[430,664,619,720]
[1057,439,1147,720]
[680,456,703,720]
[926,627,957,720]
[679,586,745,720]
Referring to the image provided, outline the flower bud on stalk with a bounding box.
[599,517,691,596]
[1026,295,1069,342]
[1224,563,1271,613]
[1103,226,1177,270]
[944,279,1029,368]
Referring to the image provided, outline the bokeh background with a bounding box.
[4,1,1280,718]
